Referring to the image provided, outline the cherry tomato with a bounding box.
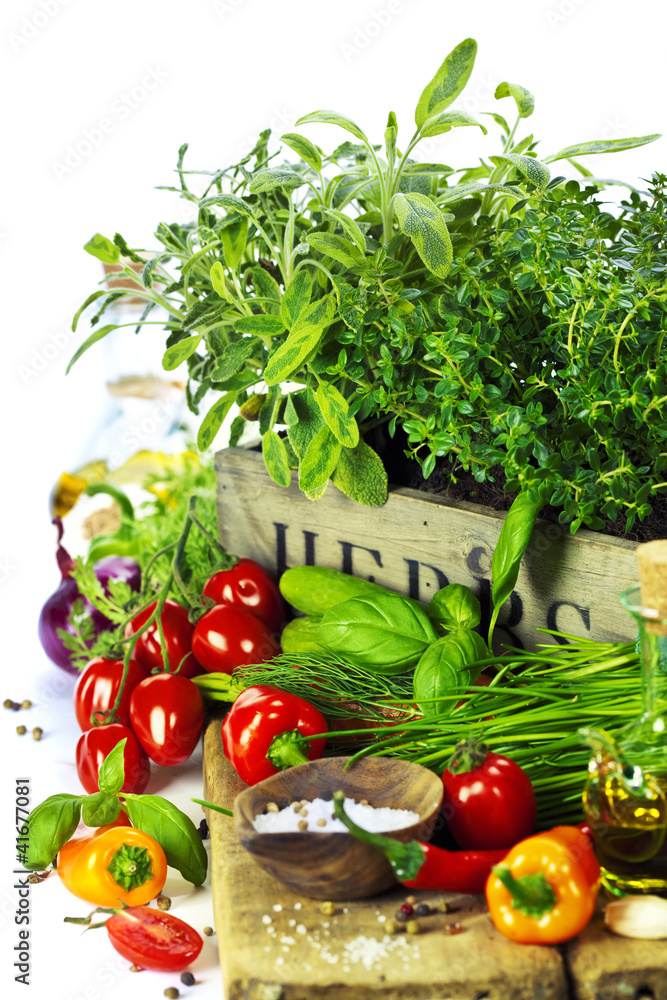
[442,744,537,851]
[129,674,204,766]
[105,906,203,971]
[203,559,286,634]
[191,604,280,675]
[76,723,150,794]
[74,656,149,731]
[125,600,202,678]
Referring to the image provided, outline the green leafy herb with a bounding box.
[121,793,208,885]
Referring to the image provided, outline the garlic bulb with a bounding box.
[604,895,667,939]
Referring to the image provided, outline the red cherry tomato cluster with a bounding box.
[73,561,284,792]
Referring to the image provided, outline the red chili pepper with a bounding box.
[221,684,327,785]
[333,791,507,893]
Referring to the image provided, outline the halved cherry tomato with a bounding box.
[125,600,201,678]
[74,656,149,731]
[203,559,286,634]
[191,604,280,675]
[76,723,150,794]
[129,674,204,766]
[105,906,203,971]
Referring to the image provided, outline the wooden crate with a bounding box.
[215,447,640,650]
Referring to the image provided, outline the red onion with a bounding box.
[38,519,141,674]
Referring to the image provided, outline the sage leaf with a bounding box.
[298,425,342,494]
[306,232,364,268]
[547,134,661,162]
[81,792,121,827]
[262,430,292,487]
[495,81,535,119]
[394,192,452,280]
[489,491,542,644]
[249,168,305,194]
[250,266,282,313]
[220,216,248,271]
[211,339,258,382]
[210,261,234,304]
[197,391,238,450]
[67,324,118,374]
[316,382,359,448]
[430,584,481,631]
[142,257,158,289]
[323,209,366,256]
[199,193,255,217]
[438,182,523,205]
[413,629,488,716]
[23,794,82,870]
[265,295,335,385]
[402,163,453,176]
[258,383,281,436]
[286,387,325,460]
[280,270,312,328]
[71,290,110,332]
[281,132,322,172]
[162,334,203,371]
[332,442,388,506]
[235,314,285,337]
[415,38,477,128]
[490,153,550,192]
[420,109,487,139]
[84,233,120,264]
[121,793,208,885]
[296,110,369,145]
[97,738,127,795]
[319,592,437,674]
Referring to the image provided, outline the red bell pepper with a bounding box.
[221,685,327,785]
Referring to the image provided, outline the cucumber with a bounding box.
[279,615,324,655]
[280,565,422,617]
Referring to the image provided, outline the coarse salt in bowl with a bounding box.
[233,755,443,900]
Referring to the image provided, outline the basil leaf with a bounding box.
[319,593,437,674]
[413,630,488,716]
[23,794,82,870]
[316,382,359,448]
[84,233,120,264]
[122,794,208,885]
[394,193,452,280]
[162,335,203,372]
[97,738,127,795]
[494,82,535,120]
[489,491,542,643]
[81,792,121,827]
[262,430,291,487]
[197,391,238,451]
[281,132,322,172]
[415,38,477,128]
[430,584,481,631]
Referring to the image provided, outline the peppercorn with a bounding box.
[16,725,26,735]
[198,818,209,840]
[415,903,431,917]
[157,894,172,911]
[406,920,420,935]
[395,909,409,923]
[437,901,449,914]
[32,727,43,741]
[320,901,335,916]
[180,972,195,986]
[21,700,32,710]
[164,989,179,999]
[405,895,417,905]
[266,802,279,813]
[400,903,414,916]
[385,920,404,934]
[129,965,139,972]
[444,921,463,935]
[4,698,18,710]
[203,926,214,937]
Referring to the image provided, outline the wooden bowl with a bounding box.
[233,756,443,900]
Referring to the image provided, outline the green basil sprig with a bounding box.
[319,592,437,674]
[488,491,542,646]
[24,794,83,871]
[430,583,481,632]
[121,794,208,886]
[413,630,489,717]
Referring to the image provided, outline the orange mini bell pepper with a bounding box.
[485,825,600,944]
[57,822,167,907]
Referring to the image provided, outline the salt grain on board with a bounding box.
[253,796,418,833]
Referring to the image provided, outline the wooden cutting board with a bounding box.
[202,717,667,1000]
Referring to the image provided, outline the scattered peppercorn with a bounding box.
[21,700,32,710]
[16,725,26,735]
[400,903,414,917]
[164,989,179,999]
[180,972,195,986]
[415,903,431,917]
[320,901,335,916]
[4,699,18,710]
[266,802,279,813]
[32,727,43,741]
[157,894,172,911]
[299,807,308,817]
[385,920,404,934]
[437,901,450,914]
[27,871,51,884]
[316,817,327,827]
[297,820,308,832]
[406,920,421,935]
[129,965,139,973]
[444,922,463,935]
[395,909,409,923]
[198,818,209,840]
[203,926,214,937]
[405,895,417,905]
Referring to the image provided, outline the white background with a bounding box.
[1,1,666,997]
